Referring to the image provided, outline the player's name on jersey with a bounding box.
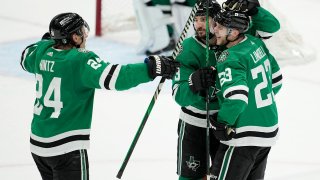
[250,46,266,64]
[39,59,55,72]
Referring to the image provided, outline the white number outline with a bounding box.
[251,59,273,108]
[87,58,102,70]
[34,73,63,118]
[219,67,232,86]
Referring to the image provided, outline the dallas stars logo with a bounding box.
[217,51,229,63]
[186,156,200,171]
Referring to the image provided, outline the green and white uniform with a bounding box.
[172,7,280,128]
[21,40,152,157]
[216,34,282,147]
[172,7,280,179]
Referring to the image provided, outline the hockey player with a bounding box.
[20,12,179,180]
[209,9,283,180]
[172,0,280,179]
[170,0,197,39]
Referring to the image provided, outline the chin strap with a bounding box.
[223,28,244,47]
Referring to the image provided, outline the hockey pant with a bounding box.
[211,144,271,180]
[177,119,220,179]
[32,149,89,180]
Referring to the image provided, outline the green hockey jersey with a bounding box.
[21,40,152,156]
[216,34,282,147]
[172,7,280,128]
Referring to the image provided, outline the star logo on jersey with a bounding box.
[250,41,255,45]
[210,87,221,101]
[186,156,200,171]
[217,51,229,63]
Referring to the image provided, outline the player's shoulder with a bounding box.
[66,48,100,65]
[34,39,55,49]
[70,48,98,58]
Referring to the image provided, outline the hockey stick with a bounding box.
[205,0,211,175]
[116,2,200,179]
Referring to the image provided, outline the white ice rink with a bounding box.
[1,0,320,179]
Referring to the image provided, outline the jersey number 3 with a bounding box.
[34,73,63,118]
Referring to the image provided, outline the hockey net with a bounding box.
[96,0,136,35]
[96,0,316,65]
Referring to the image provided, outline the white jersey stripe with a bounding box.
[30,140,90,157]
[223,85,249,98]
[31,129,90,143]
[272,80,282,88]
[108,65,121,90]
[99,64,112,89]
[227,94,248,104]
[272,69,282,79]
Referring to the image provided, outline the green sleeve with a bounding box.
[172,45,204,107]
[267,49,282,95]
[21,40,56,74]
[246,7,280,36]
[115,63,152,90]
[21,43,38,73]
[78,51,151,90]
[216,56,248,126]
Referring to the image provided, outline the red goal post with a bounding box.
[95,0,136,37]
[96,0,102,36]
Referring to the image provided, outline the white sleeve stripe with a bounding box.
[272,80,282,88]
[272,70,282,79]
[172,84,179,99]
[227,94,248,104]
[21,48,30,71]
[108,65,121,90]
[256,30,273,38]
[99,64,112,89]
[223,85,249,97]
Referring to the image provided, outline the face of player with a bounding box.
[194,16,215,40]
[74,25,89,48]
[213,22,229,46]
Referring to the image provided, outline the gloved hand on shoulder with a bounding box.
[222,0,260,16]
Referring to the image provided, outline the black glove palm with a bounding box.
[210,113,235,141]
[222,0,260,16]
[189,67,216,94]
[145,55,180,79]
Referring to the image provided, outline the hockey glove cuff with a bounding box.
[210,113,235,141]
[145,55,180,80]
[189,67,216,94]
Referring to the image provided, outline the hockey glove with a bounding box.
[189,67,216,94]
[41,32,51,40]
[222,0,260,16]
[222,0,247,12]
[246,0,260,16]
[209,113,235,141]
[145,55,180,79]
